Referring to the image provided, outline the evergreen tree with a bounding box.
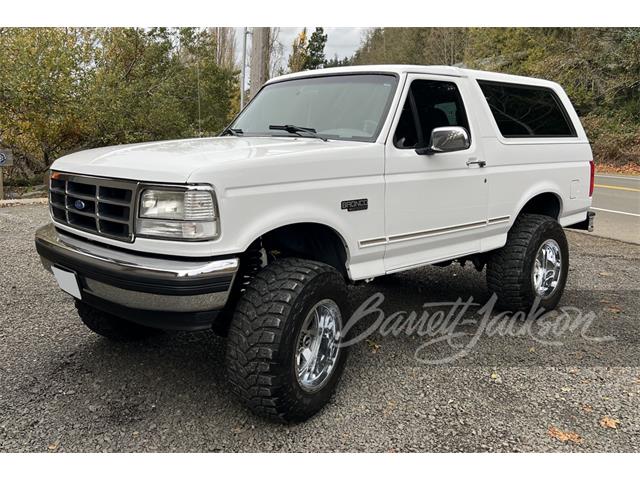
[324,54,352,68]
[305,27,327,70]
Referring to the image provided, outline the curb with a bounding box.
[0,197,48,208]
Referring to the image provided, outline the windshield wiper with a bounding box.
[220,127,243,137]
[269,124,328,142]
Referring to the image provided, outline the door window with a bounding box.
[393,80,470,149]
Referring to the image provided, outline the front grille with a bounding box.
[49,172,136,242]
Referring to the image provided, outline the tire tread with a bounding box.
[487,214,567,311]
[225,257,345,422]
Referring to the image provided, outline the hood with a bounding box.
[51,136,359,183]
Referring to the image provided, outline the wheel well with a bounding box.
[259,223,349,278]
[519,192,561,220]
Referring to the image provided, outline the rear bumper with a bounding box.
[35,223,239,330]
[567,210,596,232]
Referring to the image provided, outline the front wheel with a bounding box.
[487,213,569,312]
[225,258,349,422]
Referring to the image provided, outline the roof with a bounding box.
[266,65,560,89]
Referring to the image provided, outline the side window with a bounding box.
[477,81,576,137]
[394,80,470,149]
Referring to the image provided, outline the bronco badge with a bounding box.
[341,198,368,212]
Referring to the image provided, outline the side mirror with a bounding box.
[415,126,470,155]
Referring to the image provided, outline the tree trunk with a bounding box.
[250,27,271,99]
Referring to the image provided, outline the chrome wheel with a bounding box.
[532,239,562,298]
[295,299,342,392]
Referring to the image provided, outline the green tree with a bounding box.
[464,28,640,119]
[352,27,467,66]
[0,28,94,175]
[349,27,640,170]
[0,27,240,181]
[464,27,640,167]
[305,27,327,70]
[324,54,351,68]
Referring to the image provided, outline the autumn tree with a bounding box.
[287,29,308,73]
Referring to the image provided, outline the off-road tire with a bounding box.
[75,301,161,341]
[487,213,569,312]
[225,258,349,423]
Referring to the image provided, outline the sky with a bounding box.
[235,27,367,72]
[275,27,367,61]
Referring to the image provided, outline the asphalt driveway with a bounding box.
[1,204,638,452]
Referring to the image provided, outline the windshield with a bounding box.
[230,74,398,142]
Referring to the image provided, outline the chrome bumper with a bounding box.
[586,210,595,232]
[568,210,596,232]
[35,223,239,327]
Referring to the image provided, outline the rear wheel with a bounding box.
[487,213,569,311]
[225,258,349,422]
[75,301,161,341]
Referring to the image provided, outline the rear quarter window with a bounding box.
[477,80,576,138]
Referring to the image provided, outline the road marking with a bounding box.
[591,207,640,218]
[594,184,640,193]
[595,175,640,181]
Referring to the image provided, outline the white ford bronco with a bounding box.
[35,65,595,421]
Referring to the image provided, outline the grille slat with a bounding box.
[96,197,131,207]
[96,213,130,224]
[66,207,96,219]
[66,191,98,202]
[49,172,136,242]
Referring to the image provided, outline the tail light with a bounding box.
[589,160,595,197]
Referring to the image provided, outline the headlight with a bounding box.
[136,187,219,240]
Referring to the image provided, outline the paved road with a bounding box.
[589,174,639,244]
[1,205,639,452]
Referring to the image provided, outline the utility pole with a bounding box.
[240,27,249,109]
[250,27,270,100]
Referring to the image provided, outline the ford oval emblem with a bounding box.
[74,199,86,210]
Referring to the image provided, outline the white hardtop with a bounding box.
[266,64,562,90]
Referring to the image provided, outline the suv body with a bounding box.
[35,65,594,421]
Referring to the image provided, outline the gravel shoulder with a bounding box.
[1,205,638,452]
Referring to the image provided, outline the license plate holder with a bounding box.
[51,266,82,299]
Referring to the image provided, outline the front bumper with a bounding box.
[35,223,239,330]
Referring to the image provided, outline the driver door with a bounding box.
[383,74,488,273]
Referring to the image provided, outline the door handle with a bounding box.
[466,158,486,167]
